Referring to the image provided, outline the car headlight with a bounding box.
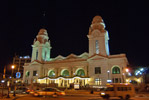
[101,92,105,95]
[60,92,65,95]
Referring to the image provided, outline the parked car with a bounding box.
[26,89,34,94]
[33,87,65,97]
[10,87,29,94]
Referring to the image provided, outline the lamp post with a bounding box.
[107,70,110,79]
[6,80,10,98]
[11,65,16,97]
[11,65,15,77]
[107,70,111,83]
[1,80,5,98]
[122,68,129,83]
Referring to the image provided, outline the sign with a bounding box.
[16,72,21,78]
[107,80,112,83]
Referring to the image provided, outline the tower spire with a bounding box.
[41,11,46,28]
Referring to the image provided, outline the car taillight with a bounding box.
[27,90,30,92]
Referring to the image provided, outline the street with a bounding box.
[9,94,149,100]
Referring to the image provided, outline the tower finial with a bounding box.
[41,11,46,28]
[43,11,46,17]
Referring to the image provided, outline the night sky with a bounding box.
[0,0,149,73]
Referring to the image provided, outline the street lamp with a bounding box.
[11,65,15,77]
[107,70,110,79]
[126,68,129,73]
[1,80,5,98]
[6,80,10,98]
[107,70,112,83]
[11,65,16,97]
[123,68,130,83]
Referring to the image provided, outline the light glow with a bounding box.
[126,69,129,72]
[126,79,129,82]
[107,80,112,83]
[11,65,15,69]
[101,92,105,95]
[38,76,90,81]
[137,79,141,82]
[1,80,5,83]
[140,68,144,71]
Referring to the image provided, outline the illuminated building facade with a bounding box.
[23,16,128,87]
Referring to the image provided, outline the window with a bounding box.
[95,78,102,85]
[128,87,131,90]
[117,87,129,91]
[119,78,121,83]
[115,78,118,83]
[45,52,47,61]
[33,71,37,76]
[113,78,121,83]
[123,87,127,91]
[95,67,101,74]
[95,40,99,54]
[48,70,55,77]
[62,70,69,77]
[26,71,30,77]
[112,66,120,74]
[106,87,114,91]
[117,87,121,91]
[36,50,38,60]
[76,69,85,76]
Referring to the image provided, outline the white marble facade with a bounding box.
[23,16,128,87]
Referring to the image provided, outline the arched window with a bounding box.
[76,69,85,76]
[112,66,120,74]
[95,40,99,54]
[48,70,55,77]
[62,70,69,77]
[26,71,30,77]
[36,50,38,60]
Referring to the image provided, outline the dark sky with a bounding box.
[0,0,149,73]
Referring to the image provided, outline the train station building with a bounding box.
[23,16,128,87]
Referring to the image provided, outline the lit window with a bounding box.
[112,66,120,74]
[95,78,102,85]
[76,69,85,76]
[48,70,55,77]
[62,70,69,77]
[26,71,30,77]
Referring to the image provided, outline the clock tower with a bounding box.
[31,29,52,62]
[87,16,110,57]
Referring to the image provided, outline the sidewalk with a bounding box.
[0,94,17,100]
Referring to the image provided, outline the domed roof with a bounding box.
[92,16,103,24]
[36,28,49,44]
[38,28,48,36]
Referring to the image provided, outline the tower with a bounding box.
[87,16,110,57]
[31,29,52,62]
